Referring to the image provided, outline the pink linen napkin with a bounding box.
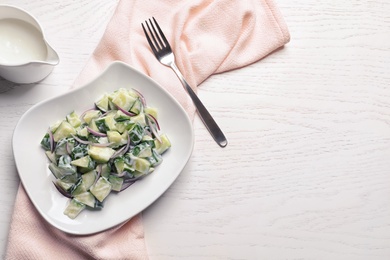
[6,0,289,259]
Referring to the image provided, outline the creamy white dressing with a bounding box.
[0,18,47,64]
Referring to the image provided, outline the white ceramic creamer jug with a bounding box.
[0,5,59,84]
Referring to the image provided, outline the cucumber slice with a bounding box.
[70,170,97,196]
[55,179,74,192]
[147,148,163,167]
[131,113,146,127]
[88,145,116,163]
[128,88,140,98]
[113,158,124,173]
[54,138,69,156]
[141,134,154,143]
[107,130,128,147]
[111,88,137,111]
[130,98,143,114]
[137,148,152,158]
[116,121,134,133]
[49,158,76,180]
[60,173,78,184]
[97,137,109,145]
[45,151,57,164]
[83,110,101,124]
[114,157,134,174]
[82,170,97,190]
[74,192,96,208]
[115,122,126,134]
[95,93,109,112]
[71,179,87,196]
[133,142,152,158]
[49,120,62,133]
[108,175,124,192]
[76,126,89,139]
[130,155,151,174]
[71,155,95,171]
[100,163,111,178]
[88,119,100,133]
[155,134,171,154]
[66,111,81,128]
[104,113,118,131]
[64,199,86,219]
[144,107,158,119]
[107,130,121,144]
[90,177,112,202]
[53,121,76,142]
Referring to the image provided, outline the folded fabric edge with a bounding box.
[264,0,291,44]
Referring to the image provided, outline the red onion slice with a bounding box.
[86,127,107,137]
[146,114,161,142]
[72,134,90,145]
[132,88,146,107]
[110,135,131,159]
[93,165,102,186]
[116,105,136,117]
[119,181,135,192]
[66,142,72,155]
[53,181,72,198]
[146,113,160,130]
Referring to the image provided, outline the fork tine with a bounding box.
[141,21,158,56]
[146,19,162,50]
[147,18,164,50]
[151,17,171,51]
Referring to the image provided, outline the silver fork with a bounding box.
[142,17,227,148]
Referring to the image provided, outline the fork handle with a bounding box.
[170,63,227,147]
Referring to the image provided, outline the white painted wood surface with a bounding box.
[1,0,390,259]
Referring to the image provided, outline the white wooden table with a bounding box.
[1,0,390,259]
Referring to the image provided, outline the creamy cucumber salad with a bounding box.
[40,88,171,219]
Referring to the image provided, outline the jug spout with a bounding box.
[45,43,60,65]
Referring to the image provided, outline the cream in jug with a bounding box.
[0,18,47,64]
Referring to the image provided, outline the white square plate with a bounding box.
[12,61,194,235]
